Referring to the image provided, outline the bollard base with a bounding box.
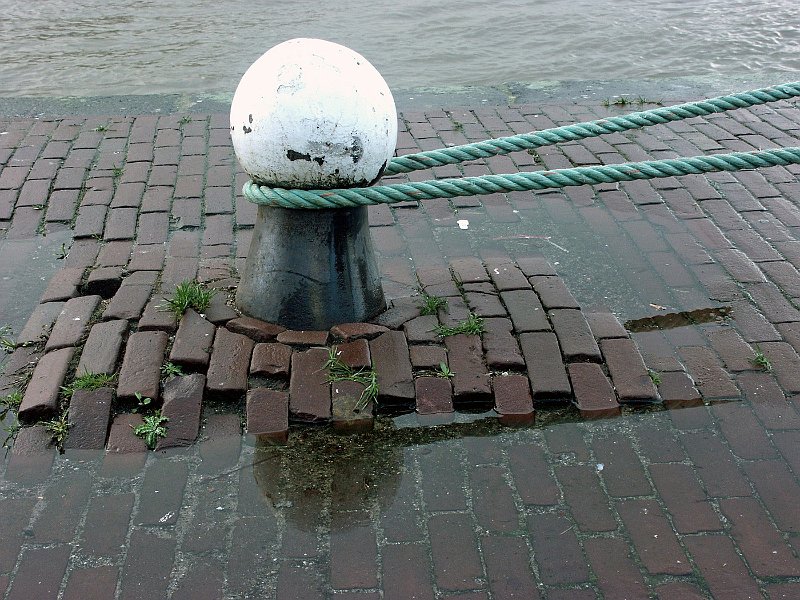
[236,205,386,330]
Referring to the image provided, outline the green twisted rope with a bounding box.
[384,81,800,175]
[244,147,800,209]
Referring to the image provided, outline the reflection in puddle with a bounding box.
[624,306,731,332]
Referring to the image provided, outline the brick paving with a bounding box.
[0,96,800,597]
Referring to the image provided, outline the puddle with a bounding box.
[624,306,732,332]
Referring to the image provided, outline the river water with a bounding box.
[0,0,798,97]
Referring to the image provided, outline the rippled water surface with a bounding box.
[0,0,798,96]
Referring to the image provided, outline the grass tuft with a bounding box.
[751,346,772,372]
[434,313,485,337]
[132,412,168,449]
[325,346,379,412]
[61,371,117,398]
[418,292,448,316]
[161,280,216,318]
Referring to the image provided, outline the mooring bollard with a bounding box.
[230,38,397,330]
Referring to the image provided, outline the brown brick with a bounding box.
[415,376,453,414]
[138,298,177,332]
[331,381,374,433]
[64,387,113,449]
[486,259,530,290]
[684,535,762,600]
[5,425,55,481]
[583,537,648,600]
[758,341,800,393]
[403,315,439,342]
[409,344,448,369]
[203,293,237,324]
[738,372,800,429]
[289,347,331,422]
[601,338,659,402]
[445,333,491,404]
[585,311,628,339]
[555,464,616,532]
[18,347,74,420]
[530,275,580,309]
[617,498,691,575]
[276,329,330,346]
[73,204,107,238]
[549,309,601,362]
[102,284,152,321]
[372,297,422,329]
[76,319,127,376]
[40,267,84,303]
[593,433,652,497]
[516,255,557,277]
[657,370,702,408]
[482,317,525,370]
[492,374,534,424]
[136,459,188,525]
[464,291,506,317]
[470,464,518,532]
[500,289,550,332]
[6,546,71,600]
[482,535,540,599]
[507,443,558,505]
[329,322,389,341]
[519,331,571,400]
[743,460,800,534]
[450,256,490,282]
[206,327,254,396]
[117,330,168,402]
[429,513,483,591]
[119,530,177,600]
[64,566,119,600]
[419,443,467,511]
[0,497,36,571]
[105,413,148,455]
[45,295,100,351]
[527,513,589,584]
[197,414,241,475]
[382,544,435,600]
[80,493,135,555]
[712,402,775,460]
[250,342,292,377]
[226,316,285,341]
[31,471,92,543]
[156,374,205,449]
[336,338,371,369]
[169,309,215,368]
[246,388,289,442]
[330,517,379,590]
[128,244,166,271]
[719,497,800,577]
[681,431,751,497]
[85,266,123,297]
[370,331,415,406]
[569,362,620,418]
[17,301,64,344]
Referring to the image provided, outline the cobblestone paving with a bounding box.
[1,96,800,598]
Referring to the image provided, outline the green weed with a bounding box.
[132,391,152,413]
[161,362,184,379]
[0,390,22,422]
[161,280,216,318]
[751,346,772,372]
[0,325,16,353]
[434,313,485,337]
[419,293,448,316]
[93,124,108,132]
[180,115,192,125]
[325,346,379,412]
[647,369,662,386]
[132,411,168,449]
[61,371,117,398]
[42,410,70,449]
[55,243,69,260]
[436,362,455,379]
[112,165,123,178]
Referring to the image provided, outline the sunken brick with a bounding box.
[156,374,205,450]
[549,309,602,362]
[289,347,331,422]
[493,374,535,424]
[64,388,114,449]
[658,371,703,408]
[85,266,123,298]
[569,363,621,419]
[585,311,628,340]
[250,343,292,377]
[40,267,84,303]
[530,275,580,309]
[102,284,152,320]
[117,331,168,402]
[409,345,448,369]
[370,330,415,406]
[415,377,454,414]
[519,332,571,401]
[203,293,238,324]
[45,295,101,351]
[226,316,285,342]
[17,301,64,345]
[371,298,422,329]
[18,347,74,421]
[601,338,660,403]
[276,329,330,346]
[330,322,389,342]
[500,289,550,332]
[77,319,127,376]
[331,381,374,433]
[206,327,254,396]
[106,414,148,453]
[170,309,215,369]
[138,298,177,332]
[445,334,492,404]
[247,388,289,442]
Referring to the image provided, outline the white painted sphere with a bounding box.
[230,38,397,190]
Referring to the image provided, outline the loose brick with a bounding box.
[601,338,659,402]
[372,297,422,328]
[64,387,113,449]
[492,374,534,424]
[45,294,100,351]
[583,537,649,600]
[719,497,800,577]
[445,333,492,404]
[403,315,439,343]
[530,275,580,309]
[76,319,127,375]
[337,338,371,370]
[585,311,628,339]
[617,498,691,574]
[478,318,521,371]
[331,381,374,433]
[330,322,389,341]
[429,513,483,591]
[409,344,448,369]
[519,331,571,400]
[226,316,285,341]
[528,513,589,584]
[17,301,64,344]
[415,377,453,414]
[370,330,415,406]
[657,370,702,408]
[250,342,292,377]
[40,267,84,302]
[500,289,550,332]
[85,266,123,297]
[246,388,289,442]
[516,255,557,277]
[117,330,168,402]
[289,347,331,422]
[18,347,74,420]
[206,327,254,396]
[169,309,215,368]
[105,413,148,454]
[481,535,540,599]
[128,243,166,271]
[102,284,152,320]
[549,309,601,362]
[138,297,177,332]
[569,362,620,418]
[156,374,205,449]
[276,329,330,346]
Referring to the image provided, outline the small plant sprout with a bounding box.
[419,292,448,316]
[133,411,169,449]
[161,280,216,318]
[0,325,16,353]
[132,392,152,413]
[43,410,70,449]
[647,369,662,386]
[180,115,192,125]
[93,124,108,132]
[55,243,69,260]
[161,362,184,379]
[751,346,772,372]
[0,390,22,422]
[325,345,380,412]
[61,371,117,398]
[434,313,485,337]
[111,165,123,178]
[436,362,455,379]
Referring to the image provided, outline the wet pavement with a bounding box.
[1,93,800,598]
